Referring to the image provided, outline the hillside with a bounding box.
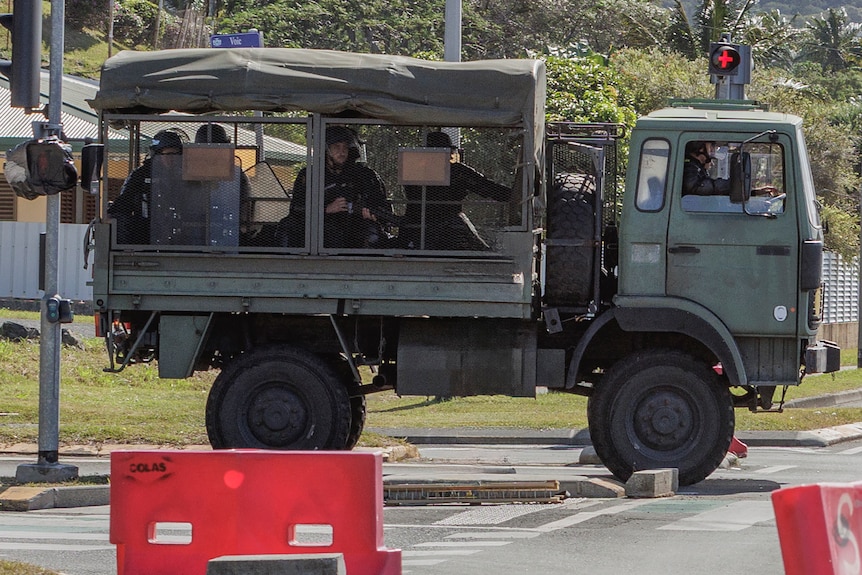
[672,0,862,23]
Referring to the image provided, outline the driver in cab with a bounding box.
[683,141,780,197]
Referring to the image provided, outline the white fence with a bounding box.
[822,252,858,324]
[0,222,91,301]
[0,221,858,323]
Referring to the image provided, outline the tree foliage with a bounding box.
[71,0,862,257]
[544,53,637,127]
[800,8,862,72]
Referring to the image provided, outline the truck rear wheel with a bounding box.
[205,346,351,450]
[544,173,596,305]
[345,395,367,450]
[587,350,734,486]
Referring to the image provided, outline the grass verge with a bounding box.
[0,561,60,575]
[0,333,860,444]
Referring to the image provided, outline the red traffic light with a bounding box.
[709,43,742,76]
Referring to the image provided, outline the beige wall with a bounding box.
[818,322,858,350]
[15,195,46,222]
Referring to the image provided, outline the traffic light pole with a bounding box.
[16,0,78,484]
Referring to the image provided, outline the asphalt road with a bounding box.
[1,439,861,575]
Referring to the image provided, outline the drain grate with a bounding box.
[384,480,566,506]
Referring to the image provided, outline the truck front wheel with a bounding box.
[588,350,734,486]
[205,346,351,450]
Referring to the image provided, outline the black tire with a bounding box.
[205,346,351,450]
[588,350,734,486]
[345,394,367,450]
[544,173,596,305]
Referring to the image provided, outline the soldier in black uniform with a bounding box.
[108,129,185,244]
[402,131,513,250]
[682,141,730,196]
[683,140,779,198]
[281,126,391,248]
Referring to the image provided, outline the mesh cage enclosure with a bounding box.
[105,117,525,256]
[543,124,622,308]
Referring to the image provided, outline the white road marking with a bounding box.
[444,531,540,539]
[535,498,655,532]
[402,549,482,557]
[434,504,553,526]
[401,559,449,566]
[413,540,512,548]
[837,446,862,455]
[0,542,112,551]
[753,465,796,474]
[658,501,775,531]
[0,530,108,541]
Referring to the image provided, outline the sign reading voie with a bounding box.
[210,32,263,48]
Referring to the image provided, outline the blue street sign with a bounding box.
[210,31,263,48]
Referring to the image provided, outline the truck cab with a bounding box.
[617,103,827,392]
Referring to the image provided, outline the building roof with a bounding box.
[0,71,100,140]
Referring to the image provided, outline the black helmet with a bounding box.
[685,140,712,157]
[195,124,230,144]
[325,126,359,148]
[426,131,455,149]
[150,129,185,153]
[325,126,362,163]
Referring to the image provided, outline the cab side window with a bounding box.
[682,142,786,215]
[635,139,669,212]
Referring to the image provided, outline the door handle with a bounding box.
[668,246,700,254]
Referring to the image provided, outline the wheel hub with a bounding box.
[633,390,694,451]
[247,386,308,446]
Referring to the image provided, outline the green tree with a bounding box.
[666,0,758,58]
[611,47,712,114]
[739,9,798,68]
[544,51,637,127]
[800,8,862,73]
[218,0,445,55]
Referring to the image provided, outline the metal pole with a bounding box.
[444,0,461,63]
[107,0,114,58]
[17,0,78,484]
[857,178,862,368]
[442,0,461,150]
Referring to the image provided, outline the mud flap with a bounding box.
[805,339,840,374]
[158,314,214,378]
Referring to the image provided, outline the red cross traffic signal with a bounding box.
[709,43,742,76]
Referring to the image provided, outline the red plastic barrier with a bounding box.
[771,481,862,575]
[110,450,401,575]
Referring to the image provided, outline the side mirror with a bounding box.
[81,143,104,194]
[729,151,751,203]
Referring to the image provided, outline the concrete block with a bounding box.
[564,477,625,498]
[15,461,78,483]
[578,446,602,465]
[625,469,677,498]
[206,553,346,575]
[0,486,55,511]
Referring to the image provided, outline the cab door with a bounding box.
[666,135,799,338]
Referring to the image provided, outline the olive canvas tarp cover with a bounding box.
[88,48,546,142]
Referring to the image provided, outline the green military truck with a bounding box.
[84,47,838,485]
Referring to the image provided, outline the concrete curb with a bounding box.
[0,443,416,462]
[0,485,109,511]
[784,388,862,409]
[368,427,593,446]
[736,423,862,447]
